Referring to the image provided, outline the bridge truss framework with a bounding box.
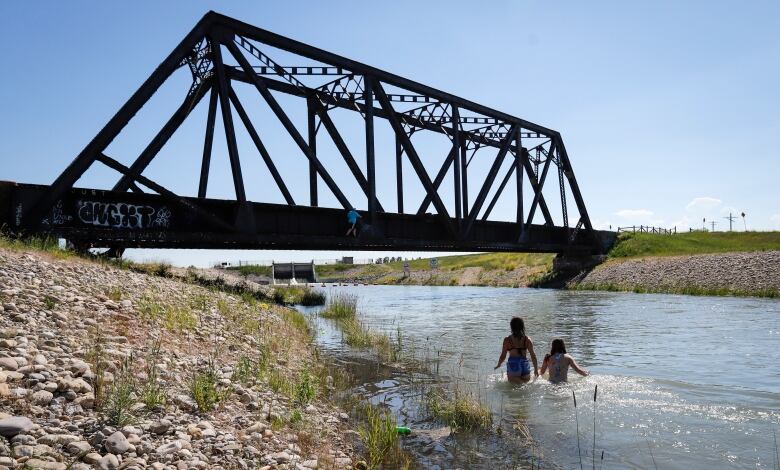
[5,11,612,254]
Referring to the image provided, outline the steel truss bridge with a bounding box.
[0,11,614,254]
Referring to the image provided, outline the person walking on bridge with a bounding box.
[494,317,539,384]
[345,208,361,237]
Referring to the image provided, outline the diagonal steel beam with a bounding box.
[228,88,295,206]
[224,37,352,210]
[520,144,555,226]
[113,80,212,193]
[312,100,384,212]
[416,146,457,215]
[23,17,214,227]
[481,163,516,222]
[373,81,455,236]
[462,127,516,238]
[198,85,218,198]
[96,153,234,232]
[525,141,556,227]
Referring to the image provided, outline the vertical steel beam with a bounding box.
[307,97,318,206]
[515,127,524,234]
[224,38,352,210]
[212,40,246,202]
[452,106,463,224]
[460,139,469,218]
[555,135,594,232]
[228,89,295,205]
[395,137,404,213]
[364,77,377,222]
[23,19,211,226]
[373,82,455,236]
[198,85,218,198]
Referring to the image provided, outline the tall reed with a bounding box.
[593,385,598,470]
[573,390,583,470]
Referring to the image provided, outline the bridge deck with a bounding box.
[1,182,614,254]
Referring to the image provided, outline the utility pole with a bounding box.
[724,213,736,231]
[703,217,706,231]
[710,220,717,232]
[741,212,747,231]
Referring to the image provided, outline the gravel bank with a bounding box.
[0,248,360,469]
[573,250,780,296]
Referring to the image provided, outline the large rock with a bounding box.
[155,440,183,455]
[103,430,131,454]
[0,416,33,437]
[0,357,18,371]
[31,390,53,405]
[98,453,120,470]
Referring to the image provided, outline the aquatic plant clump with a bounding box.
[425,387,493,432]
[320,293,358,319]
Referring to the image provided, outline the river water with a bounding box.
[305,285,780,469]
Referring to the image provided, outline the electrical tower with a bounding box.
[723,213,736,231]
[710,220,717,232]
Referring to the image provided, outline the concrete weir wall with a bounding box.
[272,262,317,283]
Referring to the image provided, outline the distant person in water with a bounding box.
[345,208,361,237]
[494,317,539,384]
[539,338,589,383]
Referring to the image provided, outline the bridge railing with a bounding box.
[617,225,676,235]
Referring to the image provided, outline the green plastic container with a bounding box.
[395,426,411,435]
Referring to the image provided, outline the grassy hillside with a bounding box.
[609,231,780,258]
[316,252,554,279]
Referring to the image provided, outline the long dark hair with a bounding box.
[550,338,567,355]
[510,317,525,339]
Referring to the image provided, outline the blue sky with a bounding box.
[1,1,778,266]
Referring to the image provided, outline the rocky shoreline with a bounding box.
[571,250,780,297]
[0,248,362,469]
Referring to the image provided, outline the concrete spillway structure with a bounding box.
[271,261,317,284]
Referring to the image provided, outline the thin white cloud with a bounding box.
[615,209,653,218]
[685,197,722,212]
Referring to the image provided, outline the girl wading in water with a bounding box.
[494,317,539,384]
[540,338,589,383]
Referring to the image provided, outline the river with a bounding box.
[303,285,780,469]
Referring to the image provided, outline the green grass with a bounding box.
[189,360,228,412]
[0,233,73,259]
[609,231,780,258]
[228,264,272,277]
[320,293,358,320]
[575,281,779,298]
[425,386,493,432]
[357,405,404,470]
[273,285,326,306]
[103,357,137,426]
[316,253,554,283]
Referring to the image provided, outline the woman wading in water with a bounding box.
[540,338,589,383]
[494,317,539,384]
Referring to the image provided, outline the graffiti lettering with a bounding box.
[76,201,168,229]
